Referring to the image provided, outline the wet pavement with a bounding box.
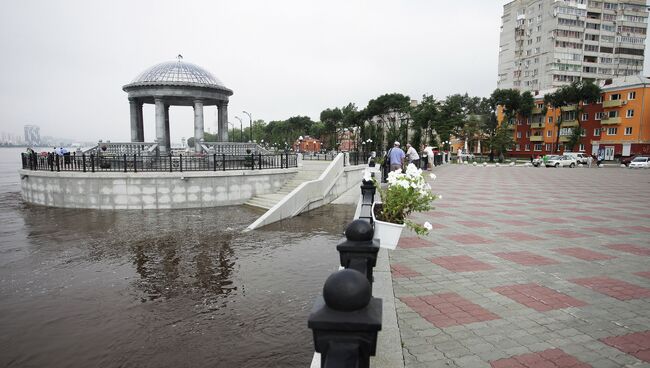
[393,164,650,368]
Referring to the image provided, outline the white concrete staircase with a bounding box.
[244,161,330,210]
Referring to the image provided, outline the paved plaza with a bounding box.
[391,165,650,368]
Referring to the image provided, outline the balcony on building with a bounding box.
[560,105,577,112]
[603,100,623,108]
[532,107,544,115]
[560,119,579,128]
[530,135,544,142]
[600,116,621,125]
[531,122,545,129]
[559,136,571,143]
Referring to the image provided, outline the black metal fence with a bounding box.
[21,152,298,173]
[308,176,382,368]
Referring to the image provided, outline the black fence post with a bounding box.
[258,153,262,170]
[82,154,86,172]
[307,269,382,368]
[251,152,255,170]
[123,154,127,173]
[90,154,95,173]
[179,154,183,172]
[213,153,217,171]
[55,154,60,172]
[222,154,226,171]
[133,154,137,173]
[169,153,173,173]
[337,220,380,286]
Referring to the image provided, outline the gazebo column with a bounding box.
[193,99,204,152]
[155,97,168,153]
[136,101,144,142]
[129,98,139,142]
[164,104,171,150]
[217,101,229,142]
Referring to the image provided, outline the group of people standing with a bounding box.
[384,141,437,173]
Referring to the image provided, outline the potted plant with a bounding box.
[366,164,438,249]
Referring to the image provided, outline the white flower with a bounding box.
[362,170,372,182]
[437,194,443,200]
[429,173,437,180]
[423,222,433,231]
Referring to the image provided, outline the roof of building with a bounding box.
[600,75,650,92]
[127,59,227,89]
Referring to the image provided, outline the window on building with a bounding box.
[580,128,586,137]
[517,132,522,138]
[515,144,521,151]
[608,110,619,118]
[607,127,617,135]
[610,93,621,100]
[545,143,552,151]
[534,144,542,151]
[526,131,530,138]
[624,127,633,135]
[579,144,585,151]
[594,128,601,136]
[581,113,588,121]
[628,91,636,100]
[547,130,552,137]
[626,109,634,118]
[548,117,553,123]
[595,112,605,120]
[525,144,530,151]
[596,96,603,104]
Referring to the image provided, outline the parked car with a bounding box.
[545,155,577,168]
[564,152,590,165]
[622,154,648,167]
[628,156,650,168]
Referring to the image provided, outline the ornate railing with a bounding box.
[201,142,271,155]
[21,152,298,173]
[89,142,159,155]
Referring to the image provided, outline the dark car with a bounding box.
[622,154,650,167]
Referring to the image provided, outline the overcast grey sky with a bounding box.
[0,1,648,143]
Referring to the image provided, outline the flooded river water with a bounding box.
[0,147,352,367]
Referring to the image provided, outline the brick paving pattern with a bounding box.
[391,166,650,367]
[490,348,591,368]
[601,331,650,363]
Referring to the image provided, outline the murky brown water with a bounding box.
[0,147,352,367]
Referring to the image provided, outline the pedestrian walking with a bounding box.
[406,143,420,168]
[587,155,593,168]
[388,141,405,172]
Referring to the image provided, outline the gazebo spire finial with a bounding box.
[177,54,183,62]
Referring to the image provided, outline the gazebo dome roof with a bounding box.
[128,59,227,89]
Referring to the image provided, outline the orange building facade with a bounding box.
[293,136,322,153]
[509,76,650,160]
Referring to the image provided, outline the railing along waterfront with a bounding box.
[308,173,382,368]
[21,152,298,173]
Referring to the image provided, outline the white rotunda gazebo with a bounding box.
[122,57,233,152]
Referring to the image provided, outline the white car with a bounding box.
[628,156,650,168]
[545,155,577,168]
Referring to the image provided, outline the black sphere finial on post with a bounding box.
[323,269,372,312]
[337,220,380,285]
[344,219,374,242]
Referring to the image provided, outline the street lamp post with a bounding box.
[235,116,243,142]
[228,122,235,142]
[243,111,252,142]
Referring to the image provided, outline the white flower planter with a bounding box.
[372,203,405,250]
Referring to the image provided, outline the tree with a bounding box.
[566,127,583,152]
[544,81,601,152]
[364,93,411,152]
[487,124,515,162]
[320,108,343,149]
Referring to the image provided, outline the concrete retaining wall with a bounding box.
[18,168,298,210]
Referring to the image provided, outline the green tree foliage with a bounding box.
[410,95,439,148]
[487,124,515,162]
[544,81,602,152]
[365,93,411,151]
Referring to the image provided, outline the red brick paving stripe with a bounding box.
[400,292,500,328]
[390,264,422,278]
[500,219,536,226]
[544,229,592,239]
[634,271,650,279]
[536,217,566,224]
[490,348,592,368]
[582,227,630,236]
[498,209,528,216]
[493,251,559,266]
[553,247,616,261]
[498,232,546,242]
[536,208,561,213]
[605,244,650,256]
[570,276,650,301]
[445,234,493,245]
[492,283,587,312]
[625,226,650,233]
[461,210,491,216]
[573,215,607,222]
[397,237,436,249]
[457,220,491,228]
[429,255,495,272]
[601,330,650,363]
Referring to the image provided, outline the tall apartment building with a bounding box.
[24,125,41,146]
[498,0,649,91]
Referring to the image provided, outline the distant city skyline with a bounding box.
[1,0,649,143]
